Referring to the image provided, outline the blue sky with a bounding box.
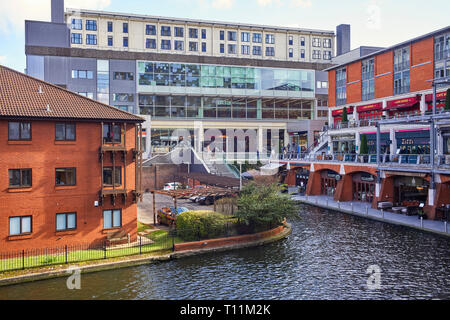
[0,0,449,73]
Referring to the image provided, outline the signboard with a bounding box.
[425,91,447,102]
[385,96,420,110]
[332,106,354,117]
[357,102,383,113]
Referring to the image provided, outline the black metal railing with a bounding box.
[0,223,281,273]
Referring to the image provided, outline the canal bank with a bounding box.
[293,194,450,237]
[0,223,291,287]
[0,206,448,300]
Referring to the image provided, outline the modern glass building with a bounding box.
[25,0,335,158]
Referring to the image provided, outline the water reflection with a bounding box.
[0,205,448,300]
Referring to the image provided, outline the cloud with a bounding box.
[211,0,235,9]
[0,0,111,35]
[257,0,282,6]
[291,0,312,7]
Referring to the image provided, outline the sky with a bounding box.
[0,0,449,73]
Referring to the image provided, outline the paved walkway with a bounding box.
[292,194,450,237]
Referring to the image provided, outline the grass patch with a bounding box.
[137,222,154,233]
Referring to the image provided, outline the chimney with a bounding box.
[51,0,65,24]
[336,24,351,56]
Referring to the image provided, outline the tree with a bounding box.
[342,107,348,123]
[445,88,450,111]
[236,183,297,231]
[360,134,369,155]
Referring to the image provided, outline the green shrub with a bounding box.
[176,210,229,241]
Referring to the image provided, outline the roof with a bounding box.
[66,8,335,36]
[325,25,450,71]
[0,65,144,122]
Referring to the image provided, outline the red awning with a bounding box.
[385,96,420,110]
[427,102,445,110]
[332,106,354,117]
[425,91,447,102]
[357,102,383,113]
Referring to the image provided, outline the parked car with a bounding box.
[157,206,189,226]
[163,182,183,191]
[198,194,227,206]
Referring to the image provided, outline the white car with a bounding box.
[163,182,183,191]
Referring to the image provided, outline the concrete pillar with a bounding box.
[194,120,204,154]
[382,99,388,118]
[284,129,290,148]
[420,93,426,115]
[258,126,264,155]
[390,128,397,155]
[428,188,435,206]
[355,131,360,154]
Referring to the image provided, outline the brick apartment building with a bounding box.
[0,65,144,250]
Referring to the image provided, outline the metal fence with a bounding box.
[0,223,276,273]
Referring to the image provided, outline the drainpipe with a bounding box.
[429,82,437,207]
[376,122,382,199]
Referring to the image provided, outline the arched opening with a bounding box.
[393,175,429,207]
[351,172,376,203]
[320,169,339,197]
[295,167,310,193]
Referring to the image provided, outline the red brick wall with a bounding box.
[174,224,286,252]
[374,50,394,99]
[328,69,336,108]
[410,37,434,92]
[0,120,139,251]
[142,164,188,191]
[346,61,362,104]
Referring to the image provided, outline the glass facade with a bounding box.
[139,95,313,120]
[137,61,314,97]
[97,60,109,105]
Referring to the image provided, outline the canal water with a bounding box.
[0,205,448,300]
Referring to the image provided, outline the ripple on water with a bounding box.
[0,205,448,300]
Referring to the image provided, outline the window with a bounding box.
[323,38,331,48]
[220,30,225,41]
[71,33,82,44]
[9,216,32,236]
[189,42,198,52]
[146,24,156,35]
[289,35,293,46]
[189,28,198,39]
[77,92,94,99]
[289,48,293,58]
[113,72,134,81]
[241,32,250,42]
[9,169,32,188]
[220,43,225,54]
[86,20,97,31]
[55,168,76,186]
[312,38,321,47]
[55,123,76,141]
[174,27,184,37]
[202,42,207,52]
[323,51,332,60]
[86,34,97,45]
[103,123,121,143]
[108,36,113,47]
[123,37,129,47]
[56,213,77,231]
[146,38,156,49]
[312,50,321,59]
[252,33,262,43]
[174,40,184,51]
[242,45,250,55]
[336,67,347,106]
[317,81,328,89]
[161,40,171,50]
[71,19,82,30]
[71,70,93,79]
[201,29,207,39]
[161,26,171,36]
[8,122,31,140]
[253,46,262,56]
[103,167,122,186]
[107,21,113,32]
[228,31,237,41]
[228,44,237,54]
[123,23,128,33]
[300,49,305,59]
[113,93,134,102]
[265,34,275,44]
[300,37,305,46]
[393,46,410,95]
[265,47,275,56]
[103,209,122,229]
